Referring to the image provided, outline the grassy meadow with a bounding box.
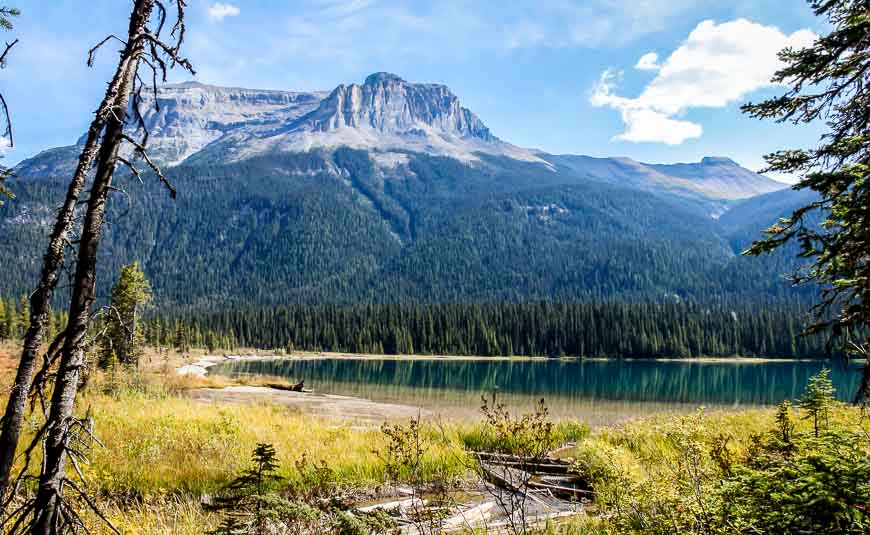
[0,341,866,533]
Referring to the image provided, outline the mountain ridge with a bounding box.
[14,72,785,210]
[0,73,809,308]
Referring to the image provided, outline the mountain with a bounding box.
[1,73,809,308]
[301,72,495,139]
[647,157,783,200]
[134,82,327,166]
[544,154,785,218]
[719,186,818,235]
[145,73,547,167]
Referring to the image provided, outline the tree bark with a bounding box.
[0,6,156,503]
[29,2,154,532]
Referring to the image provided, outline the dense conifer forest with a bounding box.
[1,149,814,308]
[112,299,824,358]
[0,296,825,359]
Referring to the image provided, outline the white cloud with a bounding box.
[187,0,716,89]
[315,0,377,17]
[208,2,240,22]
[591,70,703,145]
[591,18,816,145]
[634,52,661,71]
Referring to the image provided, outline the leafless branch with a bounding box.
[0,93,12,147]
[137,33,196,77]
[86,35,127,68]
[0,38,18,66]
[63,479,121,535]
[169,1,188,44]
[1,421,49,511]
[115,157,143,184]
[28,329,69,415]
[1,496,36,534]
[153,0,168,40]
[119,133,177,198]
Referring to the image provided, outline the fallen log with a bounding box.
[527,480,594,500]
[473,451,572,464]
[265,380,305,392]
[472,452,573,474]
[478,462,557,510]
[356,496,427,513]
[476,453,593,505]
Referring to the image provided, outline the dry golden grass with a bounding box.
[0,344,471,533]
[1,341,866,533]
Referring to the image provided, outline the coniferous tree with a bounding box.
[205,330,216,353]
[743,0,870,401]
[2,297,13,340]
[174,320,189,354]
[14,295,25,338]
[169,300,825,359]
[775,400,795,445]
[209,443,285,533]
[0,297,6,340]
[799,368,836,437]
[100,262,151,369]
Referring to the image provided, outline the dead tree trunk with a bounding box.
[25,0,194,530]
[1,0,193,521]
[29,4,155,531]
[0,11,145,506]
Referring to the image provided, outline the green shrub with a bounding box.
[460,394,588,455]
[718,427,870,533]
[574,370,870,534]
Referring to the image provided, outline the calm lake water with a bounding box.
[211,357,863,425]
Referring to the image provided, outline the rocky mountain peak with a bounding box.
[297,73,496,142]
[124,82,327,165]
[364,72,406,85]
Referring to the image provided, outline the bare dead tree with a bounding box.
[32,1,192,531]
[0,5,19,205]
[0,1,193,531]
[0,36,17,147]
[0,1,126,503]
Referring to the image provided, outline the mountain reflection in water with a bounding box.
[211,358,861,425]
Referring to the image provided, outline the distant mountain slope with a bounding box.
[544,154,786,218]
[646,157,784,200]
[0,73,810,307]
[719,186,818,235]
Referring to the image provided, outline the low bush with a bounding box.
[571,370,870,534]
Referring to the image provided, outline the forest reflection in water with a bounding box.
[212,357,861,425]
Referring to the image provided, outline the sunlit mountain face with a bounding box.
[2,73,806,307]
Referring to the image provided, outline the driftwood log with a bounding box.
[351,447,590,533]
[474,451,593,502]
[265,380,304,392]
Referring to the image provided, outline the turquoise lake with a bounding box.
[212,357,863,425]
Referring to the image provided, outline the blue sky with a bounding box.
[2,1,826,180]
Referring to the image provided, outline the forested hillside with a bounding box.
[0,75,811,310]
[0,147,811,309]
[169,300,824,358]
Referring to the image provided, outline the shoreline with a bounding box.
[173,352,837,425]
[176,354,430,422]
[180,351,827,369]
